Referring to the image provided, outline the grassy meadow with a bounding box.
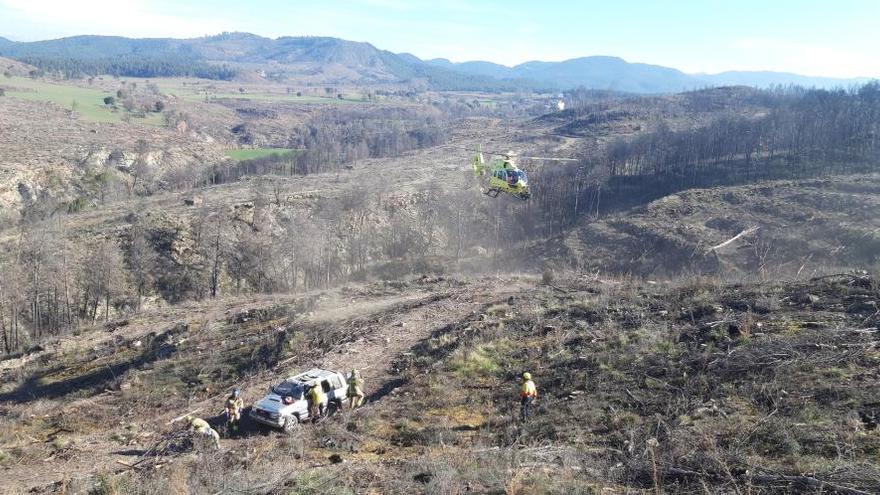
[2,76,164,125]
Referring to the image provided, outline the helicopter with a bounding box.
[471,146,577,201]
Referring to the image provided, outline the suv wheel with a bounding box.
[282,415,300,433]
[327,400,340,416]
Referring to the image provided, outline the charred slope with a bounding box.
[3,274,878,493]
[542,174,880,278]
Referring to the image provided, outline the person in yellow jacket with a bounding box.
[519,372,538,422]
[186,415,220,449]
[347,369,365,410]
[307,383,326,422]
[225,389,244,431]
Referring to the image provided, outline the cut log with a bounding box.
[663,467,873,495]
[707,226,759,253]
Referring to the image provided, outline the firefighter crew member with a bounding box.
[347,369,365,409]
[519,372,538,421]
[187,415,220,449]
[225,388,244,431]
[307,383,326,421]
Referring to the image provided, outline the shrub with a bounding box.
[450,344,502,378]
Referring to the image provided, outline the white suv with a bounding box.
[249,368,349,431]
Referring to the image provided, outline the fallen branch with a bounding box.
[273,355,299,370]
[707,226,759,253]
[750,474,873,495]
[625,388,643,406]
[852,328,878,333]
[166,408,202,425]
[663,467,873,495]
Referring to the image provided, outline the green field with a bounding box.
[152,78,367,105]
[2,77,164,125]
[224,148,298,160]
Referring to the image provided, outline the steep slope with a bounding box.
[2,273,878,493]
[0,275,534,493]
[0,55,36,76]
[545,174,880,278]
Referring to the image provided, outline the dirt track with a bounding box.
[0,275,535,494]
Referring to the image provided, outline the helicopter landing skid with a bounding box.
[483,188,501,198]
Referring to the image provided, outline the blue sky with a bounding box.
[0,0,877,78]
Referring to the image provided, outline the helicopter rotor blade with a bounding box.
[458,146,577,162]
[515,156,579,162]
[458,146,513,157]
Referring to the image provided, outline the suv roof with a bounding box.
[287,368,339,383]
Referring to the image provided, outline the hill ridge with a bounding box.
[0,32,873,92]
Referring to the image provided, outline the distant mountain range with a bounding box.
[0,32,872,93]
[427,57,872,93]
[427,56,701,93]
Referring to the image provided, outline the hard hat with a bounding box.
[233,388,241,396]
[523,372,532,380]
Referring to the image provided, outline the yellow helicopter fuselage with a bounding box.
[473,153,531,200]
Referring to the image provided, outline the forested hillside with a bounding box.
[0,33,533,90]
[2,33,870,92]
[533,83,880,230]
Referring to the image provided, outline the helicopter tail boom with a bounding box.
[472,147,487,177]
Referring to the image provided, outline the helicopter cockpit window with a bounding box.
[503,170,525,184]
[494,170,506,180]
